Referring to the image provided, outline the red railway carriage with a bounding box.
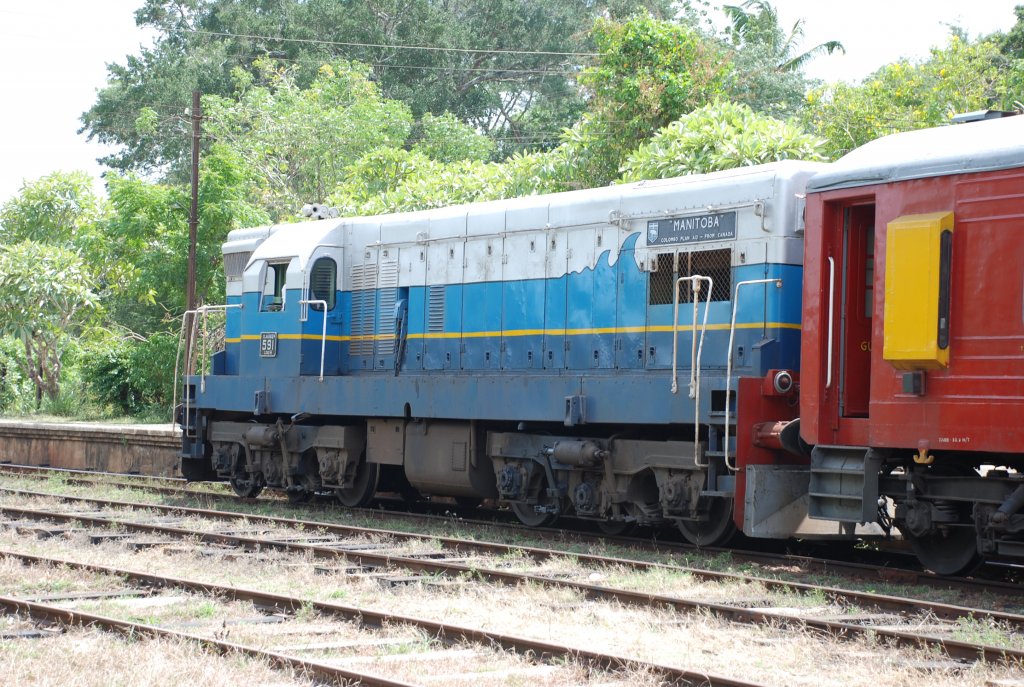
[798,114,1024,574]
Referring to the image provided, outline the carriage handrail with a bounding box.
[723,279,782,471]
[826,256,835,389]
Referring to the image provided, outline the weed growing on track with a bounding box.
[953,616,1024,651]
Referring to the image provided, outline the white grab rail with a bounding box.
[671,274,713,468]
[299,299,328,381]
[723,279,782,471]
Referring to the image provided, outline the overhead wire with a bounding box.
[187,29,600,58]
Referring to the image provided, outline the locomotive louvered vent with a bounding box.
[376,260,399,357]
[309,257,336,310]
[224,251,251,282]
[649,248,732,305]
[428,286,445,333]
[350,264,377,356]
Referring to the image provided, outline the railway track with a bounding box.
[0,591,418,687]
[1,548,746,687]
[2,463,1020,601]
[1,483,1022,668]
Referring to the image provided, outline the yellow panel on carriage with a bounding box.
[882,211,954,370]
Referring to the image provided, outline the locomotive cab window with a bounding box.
[261,260,291,312]
[649,248,732,305]
[308,257,337,311]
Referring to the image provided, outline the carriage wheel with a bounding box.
[677,496,736,547]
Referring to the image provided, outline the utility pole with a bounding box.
[186,90,201,314]
[184,90,201,376]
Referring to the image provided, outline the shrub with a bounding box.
[80,331,179,416]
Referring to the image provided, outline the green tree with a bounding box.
[998,5,1024,57]
[0,242,99,404]
[575,14,733,184]
[412,113,495,163]
[82,0,671,176]
[620,101,826,180]
[804,33,1024,158]
[79,331,180,415]
[721,0,844,117]
[722,1,843,72]
[203,60,414,220]
[101,146,270,334]
[0,171,105,246]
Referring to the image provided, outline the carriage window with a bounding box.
[648,248,732,305]
[309,257,337,311]
[261,261,290,311]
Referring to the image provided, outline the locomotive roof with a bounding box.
[226,160,825,257]
[246,219,342,271]
[806,115,1024,193]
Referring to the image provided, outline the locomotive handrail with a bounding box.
[298,299,328,381]
[826,256,835,389]
[173,303,243,437]
[723,279,782,471]
[672,274,713,469]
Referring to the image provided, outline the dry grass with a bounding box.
[0,629,315,687]
[2,476,1024,686]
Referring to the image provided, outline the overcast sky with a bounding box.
[0,0,1020,207]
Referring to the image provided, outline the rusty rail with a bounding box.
[2,495,1023,665]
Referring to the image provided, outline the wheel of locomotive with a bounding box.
[229,473,264,499]
[509,467,561,527]
[898,463,982,576]
[335,460,381,508]
[677,496,736,547]
[510,500,559,527]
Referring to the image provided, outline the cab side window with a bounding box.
[261,261,290,311]
[309,257,337,311]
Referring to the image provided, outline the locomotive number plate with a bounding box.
[259,332,278,358]
[647,211,737,245]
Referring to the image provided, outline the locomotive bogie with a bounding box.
[192,411,728,531]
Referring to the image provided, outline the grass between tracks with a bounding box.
[8,471,1024,613]
[1,474,1024,686]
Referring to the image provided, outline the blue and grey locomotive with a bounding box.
[178,160,824,544]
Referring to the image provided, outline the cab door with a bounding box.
[301,246,344,376]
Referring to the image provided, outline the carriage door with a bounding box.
[302,246,344,376]
[836,202,875,421]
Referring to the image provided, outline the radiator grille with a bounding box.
[649,248,732,305]
[223,251,250,282]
